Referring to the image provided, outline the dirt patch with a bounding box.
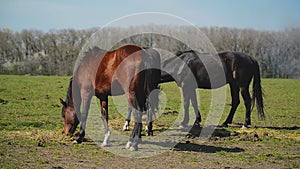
[1,125,299,169]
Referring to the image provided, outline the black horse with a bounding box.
[160,51,265,128]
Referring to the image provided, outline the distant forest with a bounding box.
[0,26,299,78]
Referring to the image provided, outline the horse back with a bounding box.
[94,45,143,96]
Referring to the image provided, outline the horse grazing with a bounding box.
[60,47,106,136]
[160,51,265,128]
[60,45,160,150]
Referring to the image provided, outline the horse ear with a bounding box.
[60,98,66,106]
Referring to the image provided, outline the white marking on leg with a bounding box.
[145,125,148,132]
[123,121,130,131]
[101,131,110,147]
[233,70,237,79]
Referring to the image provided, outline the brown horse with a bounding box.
[160,51,265,128]
[60,47,106,136]
[60,45,160,150]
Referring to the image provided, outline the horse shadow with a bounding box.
[143,124,244,153]
[255,126,300,130]
[173,143,244,153]
[175,125,244,153]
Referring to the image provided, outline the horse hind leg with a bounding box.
[181,89,191,128]
[146,109,153,136]
[100,96,110,147]
[190,89,201,126]
[146,89,159,136]
[126,109,142,151]
[241,86,252,128]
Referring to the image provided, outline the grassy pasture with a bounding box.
[0,75,299,168]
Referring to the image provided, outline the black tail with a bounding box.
[144,68,160,112]
[141,49,161,112]
[252,60,265,120]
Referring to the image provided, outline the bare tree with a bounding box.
[0,26,299,78]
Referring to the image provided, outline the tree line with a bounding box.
[0,26,299,78]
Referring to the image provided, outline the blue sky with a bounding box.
[1,0,300,32]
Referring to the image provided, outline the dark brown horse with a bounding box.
[60,45,160,150]
[160,51,265,128]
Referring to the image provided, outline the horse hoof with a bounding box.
[241,125,249,129]
[74,137,84,144]
[220,123,228,127]
[193,122,200,127]
[123,125,130,131]
[179,123,188,129]
[125,141,139,151]
[101,143,108,147]
[129,145,138,151]
[73,140,82,144]
[147,131,154,136]
[125,141,132,149]
[101,139,109,147]
[129,143,138,151]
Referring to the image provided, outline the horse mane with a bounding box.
[84,46,104,57]
[64,77,73,106]
[175,50,195,56]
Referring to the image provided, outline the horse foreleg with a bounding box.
[100,96,110,147]
[75,93,92,144]
[123,107,131,131]
[241,86,252,128]
[222,82,240,127]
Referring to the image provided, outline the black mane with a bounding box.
[64,77,73,106]
[175,50,195,56]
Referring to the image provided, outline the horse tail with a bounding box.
[252,60,265,120]
[142,49,161,112]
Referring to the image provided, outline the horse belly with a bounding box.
[196,72,227,89]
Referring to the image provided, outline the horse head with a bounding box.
[60,98,79,136]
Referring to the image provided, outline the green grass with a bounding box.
[0,75,68,131]
[0,75,299,168]
[1,76,299,131]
